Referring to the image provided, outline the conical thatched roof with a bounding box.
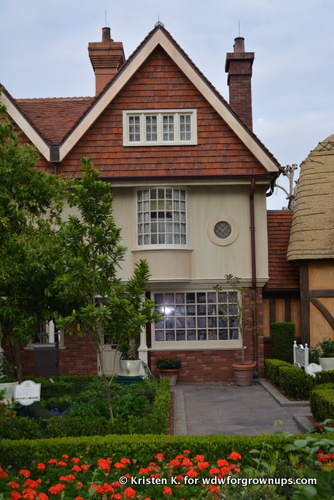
[287,134,334,260]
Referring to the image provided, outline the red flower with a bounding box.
[185,468,198,477]
[210,485,220,493]
[114,462,125,469]
[0,466,8,478]
[217,459,229,467]
[193,454,205,462]
[181,458,192,466]
[9,482,21,489]
[37,463,46,470]
[71,465,82,472]
[10,492,22,500]
[37,494,48,500]
[111,495,122,500]
[48,459,57,464]
[183,449,191,454]
[97,458,111,471]
[81,464,88,470]
[48,484,65,494]
[71,457,81,463]
[155,453,164,460]
[220,466,231,476]
[209,467,221,475]
[62,454,69,459]
[56,461,67,467]
[197,461,209,470]
[124,486,136,498]
[168,458,181,467]
[19,469,31,477]
[120,457,131,464]
[59,474,75,482]
[24,478,40,489]
[163,486,173,496]
[74,498,84,500]
[22,489,37,500]
[229,452,242,461]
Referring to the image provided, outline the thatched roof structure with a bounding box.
[287,134,334,260]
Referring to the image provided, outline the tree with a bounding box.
[53,158,160,424]
[0,101,67,380]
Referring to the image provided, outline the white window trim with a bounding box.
[123,109,197,146]
[136,187,189,249]
[207,215,239,246]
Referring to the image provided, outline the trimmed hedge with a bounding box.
[313,370,334,385]
[265,359,294,387]
[279,366,310,399]
[310,383,334,422]
[0,433,297,470]
[270,322,295,364]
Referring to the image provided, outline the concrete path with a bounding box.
[172,379,312,435]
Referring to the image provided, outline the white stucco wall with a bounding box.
[111,182,269,287]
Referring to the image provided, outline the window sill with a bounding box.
[132,247,193,252]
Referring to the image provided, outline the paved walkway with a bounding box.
[172,379,312,435]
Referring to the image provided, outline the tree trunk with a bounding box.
[97,344,115,426]
[13,340,23,382]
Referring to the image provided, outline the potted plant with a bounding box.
[310,338,334,371]
[117,339,142,376]
[155,358,182,386]
[216,274,256,386]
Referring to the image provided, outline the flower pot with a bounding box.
[232,363,256,387]
[319,357,334,371]
[119,360,142,376]
[157,368,179,386]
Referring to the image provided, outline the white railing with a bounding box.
[293,341,309,369]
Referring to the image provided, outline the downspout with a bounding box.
[249,178,258,369]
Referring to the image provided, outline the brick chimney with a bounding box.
[88,27,125,95]
[225,37,254,130]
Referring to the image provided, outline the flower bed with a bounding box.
[0,438,333,500]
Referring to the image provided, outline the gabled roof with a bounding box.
[1,23,279,173]
[287,134,334,260]
[265,211,300,290]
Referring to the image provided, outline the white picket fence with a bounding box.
[293,340,309,369]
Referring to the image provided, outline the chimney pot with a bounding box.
[234,37,245,53]
[102,27,112,42]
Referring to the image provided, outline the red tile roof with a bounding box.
[16,96,95,145]
[266,211,299,290]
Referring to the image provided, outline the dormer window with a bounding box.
[123,110,197,146]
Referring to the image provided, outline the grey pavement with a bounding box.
[172,379,312,435]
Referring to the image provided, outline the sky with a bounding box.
[1,0,334,210]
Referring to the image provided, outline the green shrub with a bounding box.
[312,370,334,386]
[279,366,311,399]
[270,322,295,363]
[0,433,294,470]
[0,378,170,439]
[265,358,293,386]
[310,383,334,422]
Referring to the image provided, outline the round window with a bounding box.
[213,221,232,239]
[208,215,238,246]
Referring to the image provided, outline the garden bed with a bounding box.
[0,376,170,439]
